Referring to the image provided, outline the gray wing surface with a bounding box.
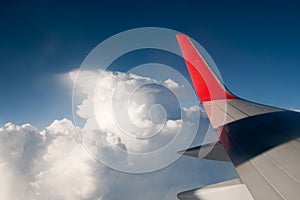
[205,99,300,200]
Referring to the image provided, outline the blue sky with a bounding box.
[1,1,300,128]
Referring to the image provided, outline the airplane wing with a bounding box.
[176,34,300,200]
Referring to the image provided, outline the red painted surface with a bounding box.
[176,34,236,103]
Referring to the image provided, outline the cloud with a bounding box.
[164,78,180,89]
[0,119,96,200]
[71,69,201,152]
[0,69,237,200]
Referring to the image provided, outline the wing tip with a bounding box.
[176,34,237,103]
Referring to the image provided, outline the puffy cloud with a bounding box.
[0,119,96,200]
[164,78,180,89]
[0,69,237,200]
[72,69,197,152]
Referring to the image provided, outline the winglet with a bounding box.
[176,34,236,103]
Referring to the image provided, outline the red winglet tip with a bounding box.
[177,34,236,102]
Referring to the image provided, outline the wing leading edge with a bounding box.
[176,34,300,200]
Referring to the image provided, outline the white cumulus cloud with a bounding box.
[0,69,237,200]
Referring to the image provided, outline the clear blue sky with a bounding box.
[1,0,300,128]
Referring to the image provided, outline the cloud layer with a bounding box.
[0,69,237,199]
